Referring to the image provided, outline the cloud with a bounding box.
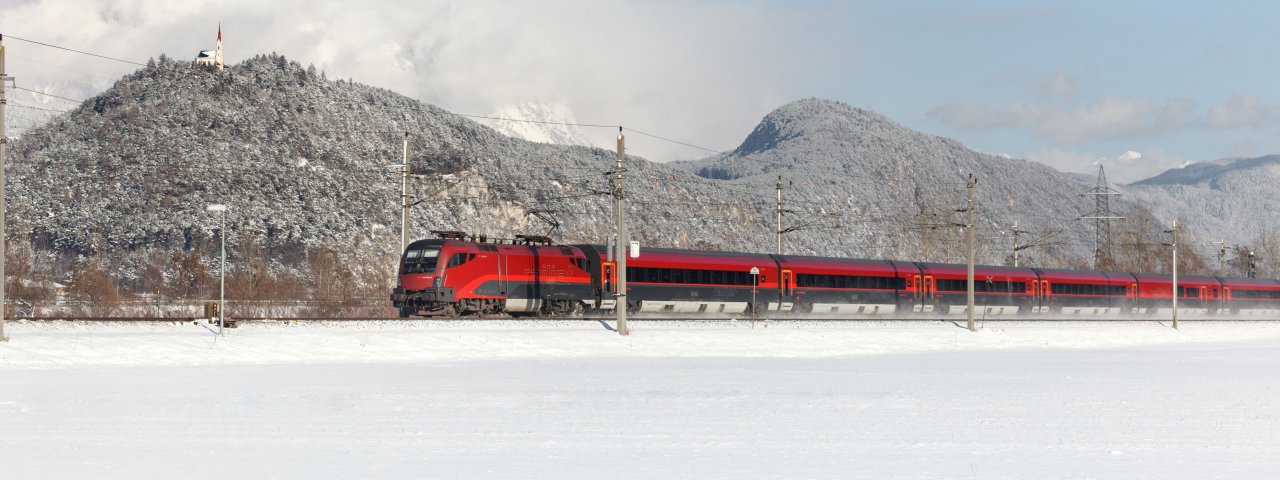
[929,97,1196,143]
[931,94,1274,144]
[1034,73,1077,99]
[1027,148,1192,184]
[1207,93,1273,129]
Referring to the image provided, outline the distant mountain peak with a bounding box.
[1129,155,1280,186]
[732,98,895,156]
[481,101,595,147]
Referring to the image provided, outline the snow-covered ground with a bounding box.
[3,319,1280,479]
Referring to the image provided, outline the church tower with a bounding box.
[213,23,224,71]
[194,24,225,71]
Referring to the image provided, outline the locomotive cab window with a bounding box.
[404,248,440,273]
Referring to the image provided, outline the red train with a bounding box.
[390,231,1280,319]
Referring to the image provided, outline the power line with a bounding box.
[10,86,83,103]
[2,33,146,66]
[8,52,122,81]
[6,103,70,114]
[623,127,727,155]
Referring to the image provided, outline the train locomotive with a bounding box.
[391,231,1280,319]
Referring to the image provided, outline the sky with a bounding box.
[1,0,1277,183]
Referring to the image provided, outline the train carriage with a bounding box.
[775,256,912,315]
[1129,273,1223,318]
[577,246,780,315]
[1032,269,1134,316]
[916,263,1039,316]
[1217,277,1280,317]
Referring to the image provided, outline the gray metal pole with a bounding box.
[776,176,783,255]
[615,128,629,336]
[1012,220,1020,268]
[219,210,225,336]
[1,36,10,342]
[1171,219,1178,330]
[966,174,976,332]
[400,132,409,255]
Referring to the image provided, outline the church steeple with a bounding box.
[213,23,224,71]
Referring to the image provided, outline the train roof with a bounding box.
[1217,277,1280,289]
[916,262,1038,278]
[773,255,901,274]
[1032,268,1133,283]
[1128,272,1221,285]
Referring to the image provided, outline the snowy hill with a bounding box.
[671,98,1141,265]
[1123,155,1280,269]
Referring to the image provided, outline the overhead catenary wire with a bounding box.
[10,86,84,103]
[6,103,71,114]
[2,33,147,66]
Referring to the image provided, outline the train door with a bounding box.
[601,261,616,301]
[1200,286,1209,312]
[1029,280,1039,313]
[1031,280,1043,313]
[1223,287,1232,313]
[1129,282,1138,313]
[780,269,795,308]
[923,275,936,312]
[1041,280,1051,313]
[913,275,923,310]
[498,249,507,296]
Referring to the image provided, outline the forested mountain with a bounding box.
[5,56,1224,312]
[671,98,1147,267]
[1123,155,1280,274]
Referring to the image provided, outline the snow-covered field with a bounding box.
[3,319,1280,479]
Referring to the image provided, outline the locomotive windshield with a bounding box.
[403,248,441,273]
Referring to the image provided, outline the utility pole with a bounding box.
[1248,251,1257,279]
[613,127,629,336]
[1010,220,1030,267]
[400,132,410,255]
[0,34,10,342]
[966,173,977,332]
[1212,239,1226,276]
[1169,219,1178,330]
[776,175,785,255]
[1080,164,1125,269]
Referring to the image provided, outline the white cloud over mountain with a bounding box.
[930,94,1276,145]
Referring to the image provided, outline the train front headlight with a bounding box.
[434,276,443,287]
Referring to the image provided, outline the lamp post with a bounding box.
[206,204,227,336]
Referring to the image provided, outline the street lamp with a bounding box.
[206,204,227,336]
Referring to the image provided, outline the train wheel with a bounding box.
[443,305,461,318]
[398,306,412,318]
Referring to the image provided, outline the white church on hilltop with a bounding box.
[194,24,224,71]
